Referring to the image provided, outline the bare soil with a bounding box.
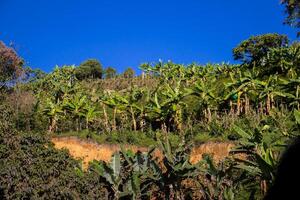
[51,136,237,169]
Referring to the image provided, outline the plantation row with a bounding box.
[4,34,299,137]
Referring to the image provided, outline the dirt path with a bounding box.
[51,137,236,169]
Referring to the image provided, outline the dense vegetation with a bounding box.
[1,1,300,199]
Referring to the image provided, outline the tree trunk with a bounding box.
[76,118,79,132]
[49,117,56,133]
[245,95,250,115]
[86,119,89,130]
[261,180,268,196]
[237,93,241,115]
[102,103,110,132]
[259,102,263,114]
[112,107,117,131]
[140,112,145,132]
[229,100,234,115]
[266,94,271,115]
[130,106,137,131]
[161,122,167,133]
[270,94,274,110]
[175,108,182,133]
[207,107,212,123]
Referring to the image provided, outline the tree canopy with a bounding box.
[105,67,117,79]
[0,41,23,89]
[123,67,135,78]
[281,0,300,34]
[233,34,289,65]
[75,59,103,80]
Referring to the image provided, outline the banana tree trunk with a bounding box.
[266,94,271,115]
[48,117,57,133]
[237,92,241,115]
[207,107,212,123]
[76,118,79,132]
[270,94,274,110]
[259,102,263,114]
[112,107,117,131]
[86,118,89,130]
[101,103,110,132]
[175,108,183,133]
[140,112,145,132]
[245,95,250,115]
[261,180,268,196]
[130,106,137,131]
[229,100,234,115]
[161,122,167,133]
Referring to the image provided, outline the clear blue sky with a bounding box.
[0,0,298,73]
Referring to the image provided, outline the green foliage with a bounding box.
[281,0,300,35]
[2,29,300,199]
[75,59,103,80]
[123,67,135,78]
[0,130,108,199]
[0,41,23,89]
[105,67,117,79]
[233,34,288,66]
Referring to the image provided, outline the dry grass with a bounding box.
[51,137,238,169]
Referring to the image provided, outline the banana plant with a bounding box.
[82,104,100,130]
[191,78,217,122]
[148,79,192,132]
[280,77,300,110]
[225,69,259,115]
[156,136,199,199]
[231,125,279,196]
[43,98,63,133]
[255,75,288,114]
[89,152,130,199]
[114,87,146,131]
[89,149,161,200]
[65,94,87,131]
[147,91,170,132]
[198,154,239,200]
[120,148,162,199]
[101,91,117,131]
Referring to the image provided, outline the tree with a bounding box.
[232,125,279,196]
[82,104,100,130]
[191,79,217,121]
[43,98,63,132]
[65,94,87,131]
[75,59,103,80]
[281,0,300,35]
[261,42,300,77]
[233,34,288,67]
[123,67,135,78]
[105,67,117,79]
[0,41,23,90]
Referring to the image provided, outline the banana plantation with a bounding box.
[1,0,300,199]
[1,33,300,199]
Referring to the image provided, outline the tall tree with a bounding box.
[0,41,23,90]
[233,34,289,68]
[75,59,103,80]
[281,0,300,35]
[105,67,117,79]
[123,67,135,78]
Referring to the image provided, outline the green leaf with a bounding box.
[111,152,121,178]
[233,125,251,140]
[294,109,300,125]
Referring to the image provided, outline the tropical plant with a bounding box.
[43,98,63,132]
